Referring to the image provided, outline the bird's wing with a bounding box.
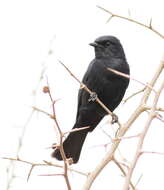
[76,59,105,115]
[76,59,129,116]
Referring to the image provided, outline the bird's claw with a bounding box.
[111,113,118,124]
[51,143,59,149]
[88,92,97,102]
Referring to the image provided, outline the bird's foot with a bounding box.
[88,92,97,102]
[111,113,118,124]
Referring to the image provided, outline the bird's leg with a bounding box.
[88,92,98,102]
[111,113,118,124]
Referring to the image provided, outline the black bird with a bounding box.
[52,36,130,163]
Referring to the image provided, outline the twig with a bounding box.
[140,57,164,104]
[101,128,113,141]
[38,174,64,177]
[123,87,146,103]
[32,106,54,119]
[134,173,143,188]
[108,68,157,93]
[32,106,90,137]
[140,151,164,156]
[2,157,88,177]
[27,165,35,181]
[113,158,136,190]
[113,133,141,141]
[97,5,164,39]
[6,110,35,190]
[145,109,164,123]
[145,106,164,112]
[155,114,164,123]
[43,160,88,176]
[63,126,90,135]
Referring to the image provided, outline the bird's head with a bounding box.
[89,36,125,59]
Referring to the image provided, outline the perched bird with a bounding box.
[52,36,130,163]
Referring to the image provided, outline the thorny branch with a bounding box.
[42,83,71,190]
[97,5,164,39]
[113,158,135,190]
[123,87,146,103]
[123,77,164,190]
[107,68,157,93]
[82,56,164,190]
[32,106,90,137]
[3,157,88,178]
[5,110,35,190]
[5,35,56,190]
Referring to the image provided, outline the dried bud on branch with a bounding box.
[43,86,50,93]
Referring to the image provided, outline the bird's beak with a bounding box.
[89,42,99,47]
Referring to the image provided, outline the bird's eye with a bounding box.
[105,41,110,47]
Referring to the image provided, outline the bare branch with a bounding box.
[113,133,141,141]
[97,5,164,39]
[146,106,164,112]
[149,18,153,29]
[134,174,143,188]
[140,151,164,156]
[32,106,54,119]
[38,174,64,177]
[140,57,164,104]
[63,126,90,136]
[108,68,157,93]
[43,82,71,190]
[2,157,88,177]
[123,79,164,190]
[123,87,146,103]
[113,158,136,190]
[5,110,35,189]
[32,106,90,137]
[27,165,35,182]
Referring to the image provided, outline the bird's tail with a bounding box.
[52,126,88,163]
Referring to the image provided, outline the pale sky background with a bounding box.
[0,0,163,189]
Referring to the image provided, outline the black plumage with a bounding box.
[52,36,130,163]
